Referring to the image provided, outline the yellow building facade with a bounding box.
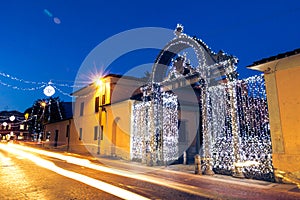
[44,118,88,154]
[72,74,143,159]
[248,49,300,184]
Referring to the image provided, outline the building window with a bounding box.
[79,128,83,140]
[80,102,84,116]
[102,94,106,105]
[94,126,98,140]
[95,96,100,113]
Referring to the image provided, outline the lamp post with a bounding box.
[39,101,48,143]
[97,107,102,155]
[96,78,104,155]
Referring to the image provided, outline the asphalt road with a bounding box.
[0,143,300,200]
[0,144,207,200]
[0,149,120,199]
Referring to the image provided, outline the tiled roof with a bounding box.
[247,48,300,68]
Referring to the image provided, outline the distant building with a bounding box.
[43,102,76,148]
[0,110,29,141]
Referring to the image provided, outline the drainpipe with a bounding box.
[97,107,102,155]
[67,119,71,151]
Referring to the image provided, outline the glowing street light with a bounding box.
[96,78,103,88]
[40,102,47,107]
[24,113,29,121]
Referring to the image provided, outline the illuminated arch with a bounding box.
[151,25,238,83]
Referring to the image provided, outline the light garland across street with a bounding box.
[0,71,85,97]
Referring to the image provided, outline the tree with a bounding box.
[139,71,151,83]
[24,97,65,140]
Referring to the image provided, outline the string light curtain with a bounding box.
[209,74,274,181]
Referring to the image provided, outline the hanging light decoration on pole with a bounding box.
[43,81,55,97]
[9,115,15,122]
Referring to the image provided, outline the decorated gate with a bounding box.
[131,24,274,181]
[209,75,274,181]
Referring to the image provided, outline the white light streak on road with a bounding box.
[0,151,12,166]
[0,151,48,200]
[7,143,215,199]
[0,144,150,200]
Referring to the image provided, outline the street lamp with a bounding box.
[24,113,29,121]
[38,101,48,143]
[40,101,47,108]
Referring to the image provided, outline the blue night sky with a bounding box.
[0,0,299,112]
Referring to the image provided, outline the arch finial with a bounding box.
[174,24,184,37]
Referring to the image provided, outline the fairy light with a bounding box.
[145,25,274,182]
[209,75,273,181]
[152,25,240,173]
[0,71,85,97]
[0,79,46,91]
[0,72,46,85]
[0,114,26,127]
[56,100,63,120]
[132,83,179,165]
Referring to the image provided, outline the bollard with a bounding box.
[183,151,187,165]
[146,152,153,166]
[194,154,201,175]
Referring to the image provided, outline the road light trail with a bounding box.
[8,143,215,199]
[0,151,49,200]
[0,144,150,200]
